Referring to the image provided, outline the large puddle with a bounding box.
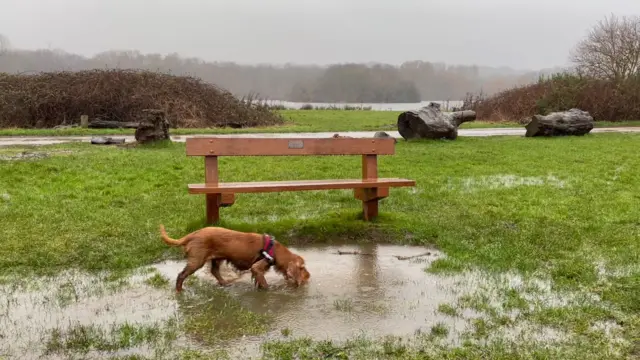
[163,243,473,356]
[1,243,576,359]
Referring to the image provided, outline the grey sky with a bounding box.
[1,0,638,70]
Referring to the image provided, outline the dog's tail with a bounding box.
[159,224,191,247]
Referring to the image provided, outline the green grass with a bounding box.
[2,109,638,136]
[2,134,638,278]
[259,332,632,359]
[1,133,640,358]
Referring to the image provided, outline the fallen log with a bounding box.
[524,109,594,137]
[334,250,433,260]
[393,252,431,260]
[397,102,476,140]
[335,250,374,256]
[88,120,139,129]
[90,136,126,145]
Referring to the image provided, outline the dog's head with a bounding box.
[286,255,310,287]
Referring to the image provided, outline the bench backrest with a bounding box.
[186,138,396,156]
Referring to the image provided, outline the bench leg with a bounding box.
[206,194,220,224]
[362,199,379,221]
[205,193,235,223]
[355,187,388,221]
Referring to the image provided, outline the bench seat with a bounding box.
[185,137,416,222]
[188,178,416,194]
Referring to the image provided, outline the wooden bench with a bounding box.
[185,137,416,223]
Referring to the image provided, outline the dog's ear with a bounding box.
[286,260,300,283]
[287,258,307,286]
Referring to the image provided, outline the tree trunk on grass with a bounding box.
[397,102,476,140]
[88,120,139,129]
[524,109,594,137]
[134,109,170,144]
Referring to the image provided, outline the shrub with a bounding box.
[0,69,284,128]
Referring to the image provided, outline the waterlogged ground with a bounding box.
[1,243,628,359]
[2,136,639,358]
[2,244,445,359]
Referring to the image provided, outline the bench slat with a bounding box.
[186,138,396,156]
[188,178,415,194]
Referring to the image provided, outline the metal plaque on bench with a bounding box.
[288,140,304,149]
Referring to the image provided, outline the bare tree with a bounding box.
[0,33,10,56]
[570,14,640,81]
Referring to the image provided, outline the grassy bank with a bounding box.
[2,109,639,137]
[1,134,639,358]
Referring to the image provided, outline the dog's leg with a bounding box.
[210,259,232,286]
[176,257,206,293]
[250,259,270,290]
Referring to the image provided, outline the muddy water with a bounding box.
[0,243,576,359]
[2,244,470,359]
[156,244,470,347]
[226,244,476,358]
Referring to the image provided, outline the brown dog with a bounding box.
[159,225,310,292]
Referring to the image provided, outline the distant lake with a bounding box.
[261,100,465,111]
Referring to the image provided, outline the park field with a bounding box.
[0,133,639,359]
[1,109,640,137]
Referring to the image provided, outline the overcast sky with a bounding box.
[1,0,638,70]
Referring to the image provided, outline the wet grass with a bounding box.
[1,133,639,358]
[259,332,632,359]
[44,320,178,356]
[333,298,354,312]
[26,274,268,359]
[144,272,170,288]
[430,322,449,338]
[2,110,639,137]
[437,303,459,317]
[178,280,270,344]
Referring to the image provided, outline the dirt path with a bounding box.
[1,127,639,147]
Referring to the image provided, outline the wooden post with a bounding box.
[204,156,220,224]
[361,154,379,220]
[80,115,89,128]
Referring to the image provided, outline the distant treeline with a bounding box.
[0,49,561,102]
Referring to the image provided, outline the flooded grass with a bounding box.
[0,262,274,359]
[1,245,635,359]
[144,272,170,289]
[44,320,178,357]
[333,298,354,312]
[1,133,639,358]
[430,322,450,338]
[178,280,270,344]
[437,303,459,317]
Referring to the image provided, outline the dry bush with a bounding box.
[465,73,640,122]
[0,69,284,128]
